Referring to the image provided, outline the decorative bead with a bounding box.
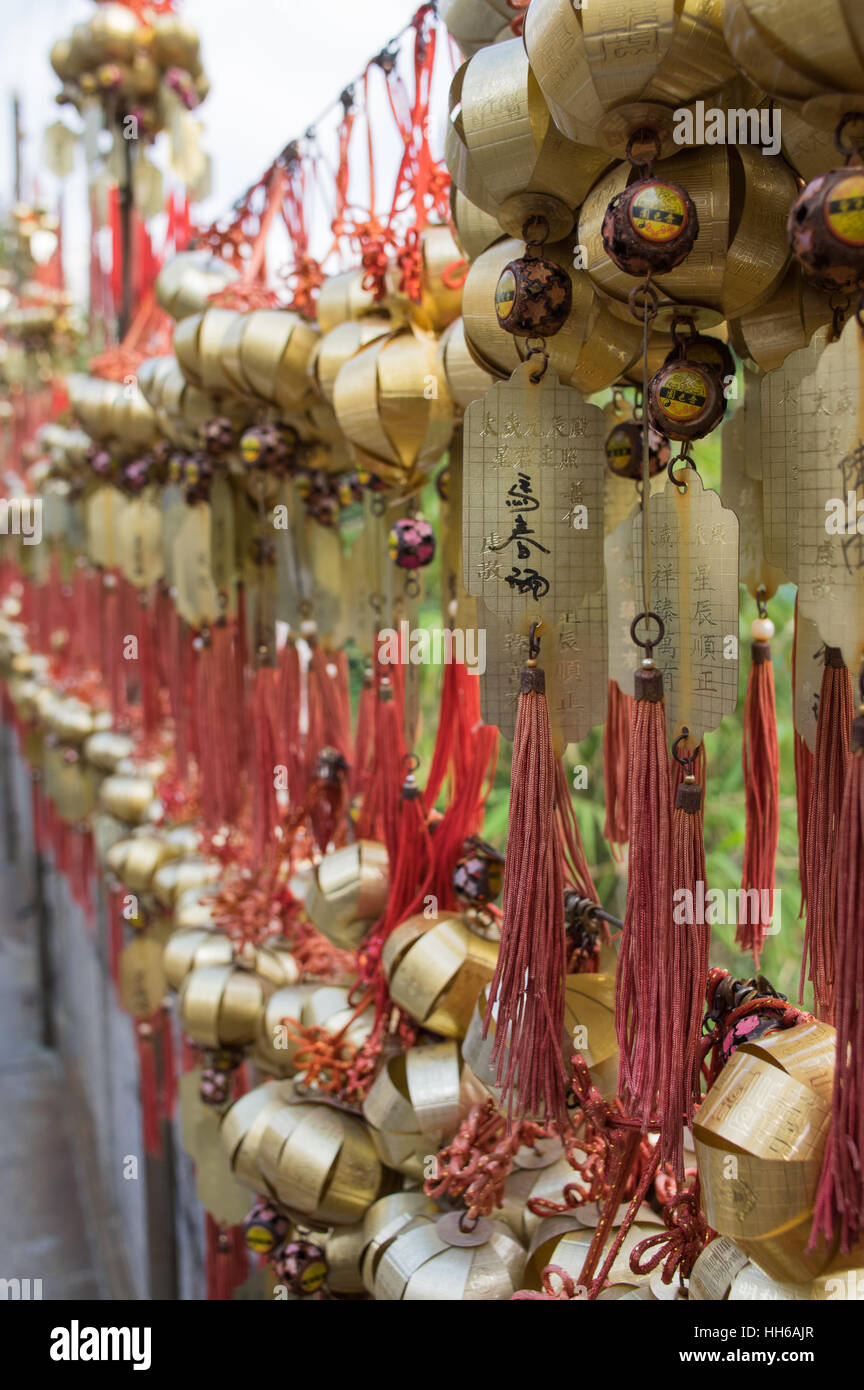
[243,1200,289,1256]
[388,517,436,570]
[494,255,572,337]
[453,837,505,907]
[751,617,775,641]
[274,1240,328,1296]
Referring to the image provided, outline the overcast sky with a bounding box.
[1,0,449,299]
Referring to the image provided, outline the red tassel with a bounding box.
[483,651,568,1127]
[136,593,162,735]
[308,645,354,766]
[555,757,598,902]
[666,759,709,1180]
[251,666,280,859]
[791,597,814,916]
[205,1216,249,1301]
[738,637,780,965]
[275,640,305,805]
[801,648,853,1020]
[355,674,406,853]
[108,886,125,991]
[603,679,633,858]
[615,662,672,1147]
[136,1022,161,1158]
[196,623,243,828]
[426,721,499,912]
[351,667,376,803]
[811,699,864,1253]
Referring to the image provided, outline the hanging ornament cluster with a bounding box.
[6,0,864,1307]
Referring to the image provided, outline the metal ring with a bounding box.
[630,611,665,649]
[625,126,661,172]
[628,281,659,323]
[522,214,549,252]
[668,447,693,490]
[403,753,420,773]
[756,585,768,620]
[404,574,421,598]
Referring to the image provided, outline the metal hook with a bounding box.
[672,727,702,771]
[528,620,542,660]
[756,585,768,620]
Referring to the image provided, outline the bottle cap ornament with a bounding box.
[602,163,699,279]
[646,320,728,442]
[605,418,671,481]
[788,119,864,292]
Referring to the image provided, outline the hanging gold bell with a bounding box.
[723,0,864,103]
[105,832,181,895]
[522,1212,662,1293]
[303,840,388,951]
[309,318,392,405]
[332,325,453,489]
[436,318,496,414]
[174,887,221,930]
[299,984,374,1050]
[360,1192,440,1293]
[498,1147,587,1245]
[230,309,319,412]
[446,39,610,241]
[695,1018,837,1285]
[373,1212,525,1300]
[256,1088,389,1227]
[155,251,240,322]
[525,0,737,156]
[178,960,275,1049]
[163,927,234,991]
[97,773,158,825]
[382,911,498,1040]
[438,0,512,60]
[449,186,504,263]
[221,1080,294,1194]
[320,1224,369,1296]
[727,262,832,372]
[255,983,317,1076]
[363,1039,463,1178]
[579,145,797,324]
[83,730,135,772]
[151,856,222,909]
[317,270,388,335]
[150,13,202,72]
